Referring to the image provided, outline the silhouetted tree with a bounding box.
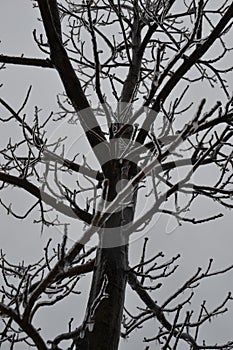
[1,1,233,349]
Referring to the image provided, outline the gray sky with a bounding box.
[0,1,233,349]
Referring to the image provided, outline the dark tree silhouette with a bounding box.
[1,1,233,349]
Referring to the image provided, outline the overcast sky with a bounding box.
[0,1,233,349]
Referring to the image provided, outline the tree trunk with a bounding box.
[76,158,137,350]
[76,242,128,350]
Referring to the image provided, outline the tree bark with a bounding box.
[76,243,128,350]
[76,159,137,350]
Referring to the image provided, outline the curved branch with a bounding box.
[0,172,93,224]
[0,303,48,350]
[127,271,199,350]
[42,149,104,181]
[56,259,94,280]
[153,1,233,110]
[0,96,104,181]
[137,2,233,144]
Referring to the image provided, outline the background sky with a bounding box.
[0,1,233,349]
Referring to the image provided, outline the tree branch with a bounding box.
[0,55,53,68]
[127,271,199,350]
[37,0,110,165]
[0,303,48,350]
[137,2,233,144]
[0,172,93,224]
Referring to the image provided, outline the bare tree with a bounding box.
[1,0,233,349]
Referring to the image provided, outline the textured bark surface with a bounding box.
[76,158,137,350]
[76,243,128,350]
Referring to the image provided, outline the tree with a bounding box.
[0,0,233,349]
